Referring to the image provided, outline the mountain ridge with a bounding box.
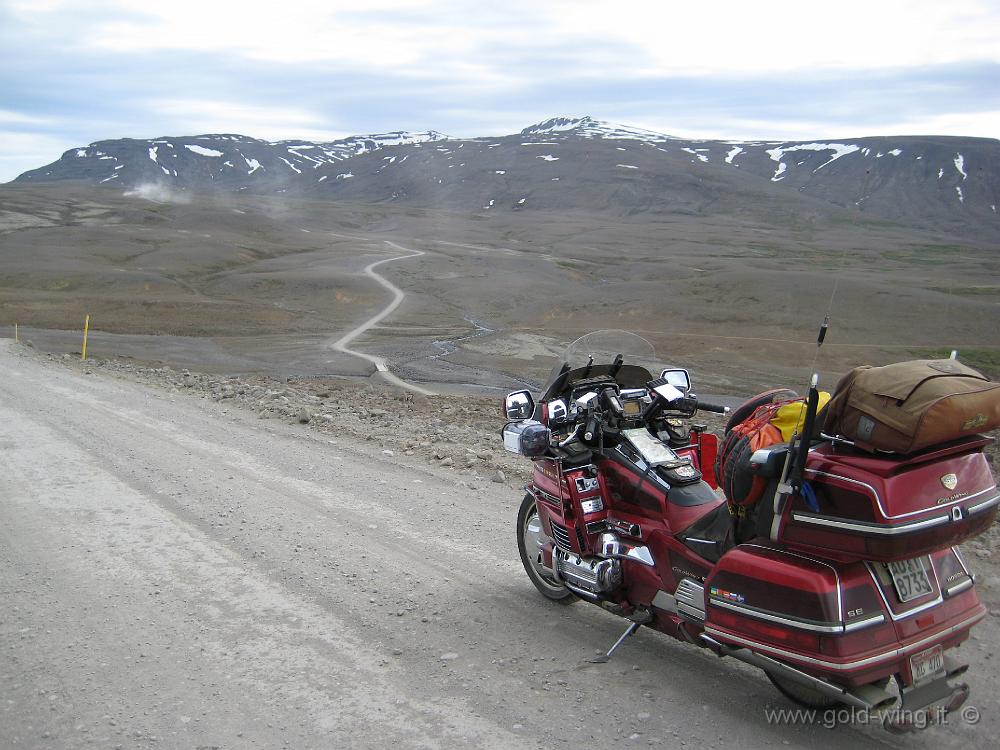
[12,116,1000,240]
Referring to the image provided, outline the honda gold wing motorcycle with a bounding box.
[501,330,998,733]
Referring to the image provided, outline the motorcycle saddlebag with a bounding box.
[822,359,1000,454]
[703,543,984,685]
[702,544,899,683]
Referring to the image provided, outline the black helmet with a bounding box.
[519,423,551,458]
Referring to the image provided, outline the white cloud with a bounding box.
[145,99,349,142]
[630,110,1000,143]
[0,110,55,126]
[550,0,1000,76]
[31,0,990,78]
[0,131,77,183]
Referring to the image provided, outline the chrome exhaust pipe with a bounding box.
[701,635,896,711]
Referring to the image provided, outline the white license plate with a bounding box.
[887,557,933,602]
[910,645,944,684]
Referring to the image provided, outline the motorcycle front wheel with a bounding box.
[517,493,576,604]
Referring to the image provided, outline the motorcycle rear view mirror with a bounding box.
[504,390,535,420]
[660,368,691,393]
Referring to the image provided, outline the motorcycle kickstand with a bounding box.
[589,621,641,664]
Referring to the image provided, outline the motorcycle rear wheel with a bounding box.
[517,494,576,604]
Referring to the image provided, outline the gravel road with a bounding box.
[2,339,998,749]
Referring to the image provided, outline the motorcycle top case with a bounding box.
[821,359,1000,454]
[776,439,999,562]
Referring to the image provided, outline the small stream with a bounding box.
[430,316,495,359]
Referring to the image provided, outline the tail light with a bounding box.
[710,607,821,652]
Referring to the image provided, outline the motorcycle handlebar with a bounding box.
[697,400,731,415]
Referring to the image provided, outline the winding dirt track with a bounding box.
[1,340,996,749]
[329,240,437,396]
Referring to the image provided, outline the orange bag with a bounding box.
[715,392,798,508]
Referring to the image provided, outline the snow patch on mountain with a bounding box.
[725,146,743,164]
[766,143,860,172]
[954,153,967,180]
[682,147,709,163]
[184,144,223,157]
[279,157,301,174]
[521,116,674,144]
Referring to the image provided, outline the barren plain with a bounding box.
[1,182,998,397]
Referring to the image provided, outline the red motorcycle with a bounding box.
[502,331,997,732]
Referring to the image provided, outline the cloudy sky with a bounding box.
[1,0,998,182]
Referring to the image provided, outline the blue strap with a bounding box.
[801,481,820,512]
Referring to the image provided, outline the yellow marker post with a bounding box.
[14,323,18,343]
[81,314,90,360]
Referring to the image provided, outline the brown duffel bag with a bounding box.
[822,359,1000,454]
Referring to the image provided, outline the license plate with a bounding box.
[887,557,933,602]
[910,645,944,684]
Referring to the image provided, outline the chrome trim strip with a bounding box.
[968,494,1000,515]
[805,470,996,521]
[710,597,885,634]
[704,610,986,671]
[532,486,563,506]
[790,511,951,535]
[677,603,705,621]
[865,561,944,622]
[741,543,843,621]
[844,614,888,633]
[709,598,846,634]
[943,577,974,598]
[953,546,972,578]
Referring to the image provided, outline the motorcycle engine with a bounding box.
[553,547,622,594]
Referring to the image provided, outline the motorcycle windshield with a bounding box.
[540,330,656,401]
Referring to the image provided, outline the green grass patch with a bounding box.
[881,244,980,265]
[907,347,1000,376]
[926,286,1000,297]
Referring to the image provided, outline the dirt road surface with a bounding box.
[327,240,436,397]
[1,339,997,749]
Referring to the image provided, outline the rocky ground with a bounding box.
[45,350,541,489]
[29,343,997,522]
